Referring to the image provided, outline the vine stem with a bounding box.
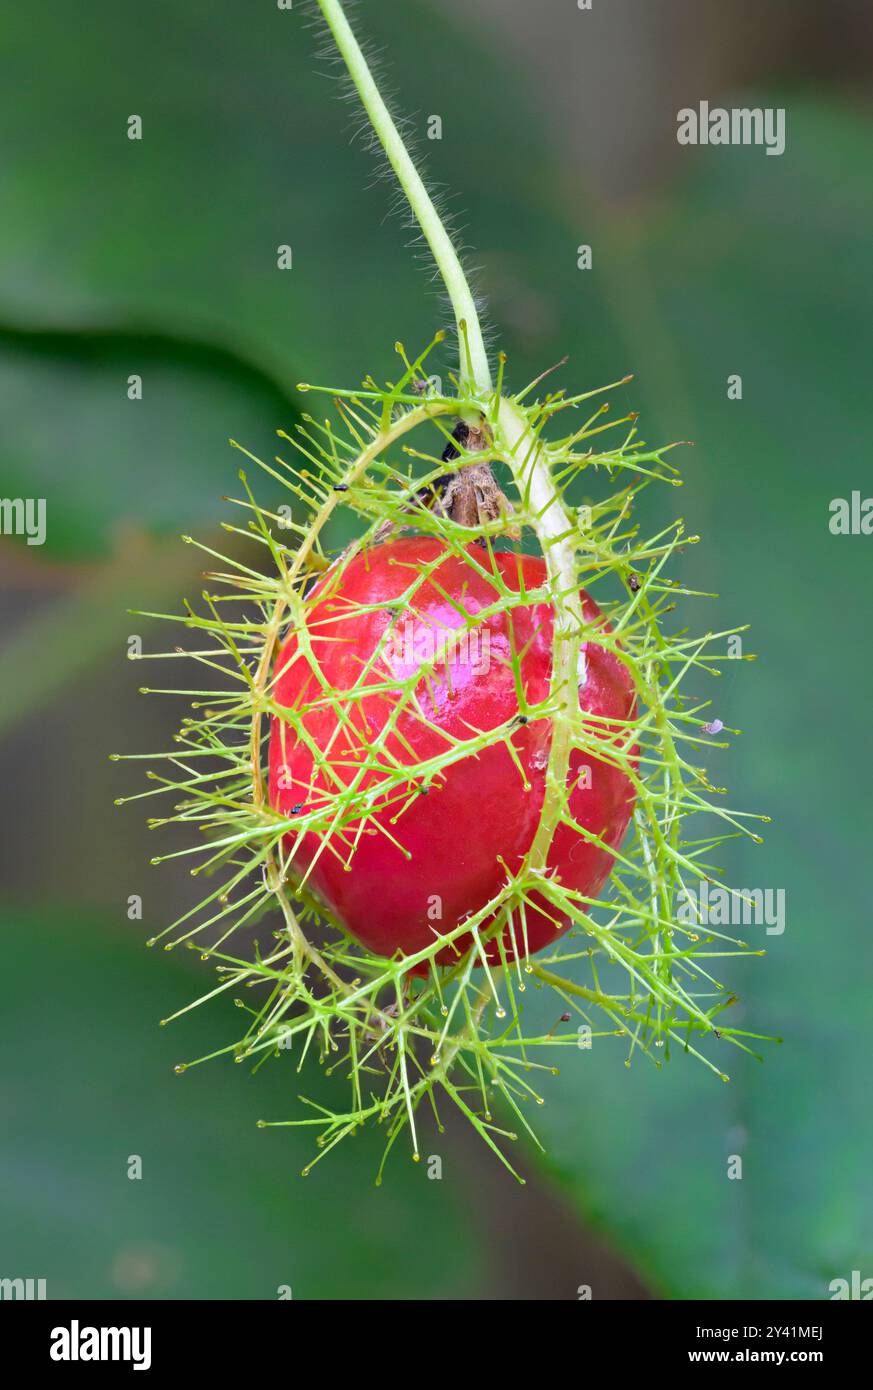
[497,399,583,868]
[315,0,492,396]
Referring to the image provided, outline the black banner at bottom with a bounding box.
[0,1296,868,1373]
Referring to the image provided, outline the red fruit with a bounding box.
[268,536,636,967]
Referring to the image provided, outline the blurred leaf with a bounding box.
[0,531,216,734]
[525,98,873,1299]
[0,0,556,383]
[0,330,295,558]
[0,0,624,558]
[0,906,482,1298]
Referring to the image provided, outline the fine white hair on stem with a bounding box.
[308,0,493,395]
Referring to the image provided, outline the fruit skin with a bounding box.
[269,536,637,966]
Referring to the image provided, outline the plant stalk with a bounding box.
[315,0,492,396]
[497,399,583,868]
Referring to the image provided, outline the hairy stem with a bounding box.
[498,398,582,869]
[315,0,492,396]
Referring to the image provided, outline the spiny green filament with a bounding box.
[118,341,769,1180]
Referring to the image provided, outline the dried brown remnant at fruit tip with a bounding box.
[438,457,510,528]
[377,418,517,540]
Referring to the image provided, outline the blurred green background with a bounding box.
[1,0,871,1299]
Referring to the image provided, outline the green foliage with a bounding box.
[0,0,606,557]
[0,908,481,1298]
[0,331,295,559]
[527,96,873,1299]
